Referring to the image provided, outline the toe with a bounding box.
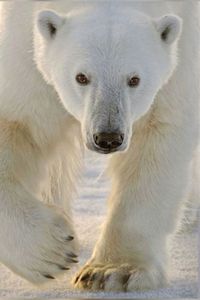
[74,265,104,290]
[74,267,93,289]
[103,265,131,292]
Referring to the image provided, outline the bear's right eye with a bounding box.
[76,73,90,86]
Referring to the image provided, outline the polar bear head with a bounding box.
[34,6,182,154]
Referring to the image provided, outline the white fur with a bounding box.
[0,0,199,290]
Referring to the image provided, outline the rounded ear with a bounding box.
[154,15,182,45]
[36,10,66,40]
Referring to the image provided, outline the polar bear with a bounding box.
[0,0,199,292]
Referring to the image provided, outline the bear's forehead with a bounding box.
[63,19,159,72]
[67,7,155,46]
[67,16,157,57]
[57,8,163,75]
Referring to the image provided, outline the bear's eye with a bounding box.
[76,73,90,85]
[128,76,140,88]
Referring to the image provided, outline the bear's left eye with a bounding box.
[76,73,90,85]
[127,76,140,88]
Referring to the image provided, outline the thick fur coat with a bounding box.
[0,0,199,291]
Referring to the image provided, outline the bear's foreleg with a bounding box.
[74,117,194,291]
[0,120,79,284]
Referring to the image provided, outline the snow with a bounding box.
[0,153,199,298]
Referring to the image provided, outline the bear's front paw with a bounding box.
[7,203,79,284]
[74,263,166,291]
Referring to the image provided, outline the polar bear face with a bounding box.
[35,8,182,154]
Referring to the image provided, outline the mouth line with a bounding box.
[93,148,117,154]
[86,142,125,154]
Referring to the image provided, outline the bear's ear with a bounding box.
[37,10,66,40]
[155,15,182,45]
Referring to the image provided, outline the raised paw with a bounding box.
[4,202,79,284]
[74,263,166,291]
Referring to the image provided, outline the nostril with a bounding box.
[93,134,99,145]
[111,134,124,148]
[93,133,109,148]
[112,140,122,148]
[120,134,124,143]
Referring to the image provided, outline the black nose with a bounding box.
[93,132,124,151]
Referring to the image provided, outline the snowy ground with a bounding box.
[0,153,199,298]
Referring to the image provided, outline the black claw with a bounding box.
[68,252,78,258]
[59,265,70,271]
[66,235,74,241]
[43,274,55,279]
[74,274,81,284]
[100,281,105,290]
[80,273,91,282]
[66,257,79,264]
[122,273,131,285]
